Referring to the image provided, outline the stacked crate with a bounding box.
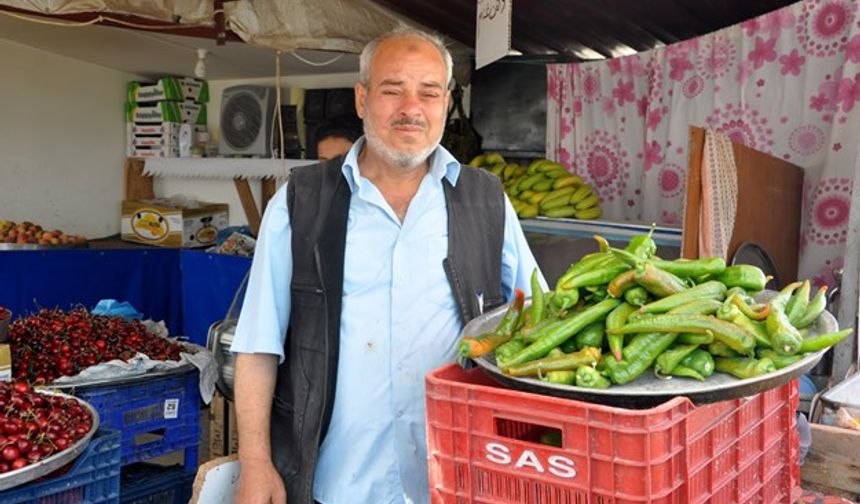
[71,368,202,503]
[125,77,208,158]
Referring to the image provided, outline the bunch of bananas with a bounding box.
[469,153,602,220]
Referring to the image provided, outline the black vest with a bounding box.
[272,156,506,503]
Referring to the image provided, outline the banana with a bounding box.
[517,173,546,191]
[527,159,548,172]
[569,185,594,204]
[484,152,506,166]
[553,175,583,190]
[468,154,486,167]
[575,207,603,220]
[513,165,527,178]
[502,164,518,180]
[532,178,555,192]
[511,199,527,213]
[543,169,570,179]
[541,193,573,210]
[575,193,600,210]
[537,161,565,173]
[519,204,540,218]
[528,192,550,205]
[543,205,577,218]
[490,164,505,177]
[520,189,536,200]
[544,186,577,202]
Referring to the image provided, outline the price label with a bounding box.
[164,398,180,419]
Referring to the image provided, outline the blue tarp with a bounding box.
[0,248,251,346]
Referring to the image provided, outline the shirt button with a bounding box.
[396,409,404,418]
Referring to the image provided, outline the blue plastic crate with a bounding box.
[120,463,195,504]
[70,368,201,469]
[0,429,121,504]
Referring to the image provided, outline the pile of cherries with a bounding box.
[0,381,93,473]
[8,308,183,384]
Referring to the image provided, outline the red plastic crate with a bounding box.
[426,364,801,504]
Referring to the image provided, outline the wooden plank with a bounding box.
[681,126,705,259]
[233,179,261,237]
[260,178,277,213]
[801,423,860,496]
[124,158,154,200]
[729,141,803,286]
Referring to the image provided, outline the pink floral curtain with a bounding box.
[547,0,860,286]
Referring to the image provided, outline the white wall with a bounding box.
[156,73,360,227]
[0,39,138,238]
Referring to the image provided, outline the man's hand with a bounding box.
[236,457,287,504]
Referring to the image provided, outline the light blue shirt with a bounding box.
[231,139,545,504]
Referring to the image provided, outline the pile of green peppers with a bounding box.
[458,228,853,389]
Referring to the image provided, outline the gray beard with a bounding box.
[363,118,446,170]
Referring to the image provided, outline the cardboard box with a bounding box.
[126,101,207,126]
[209,392,239,459]
[121,199,228,248]
[0,344,11,382]
[127,77,209,104]
[125,122,193,158]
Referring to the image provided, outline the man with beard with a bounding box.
[230,27,544,504]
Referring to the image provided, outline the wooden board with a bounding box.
[681,127,803,286]
[123,158,154,200]
[233,179,261,236]
[801,423,860,497]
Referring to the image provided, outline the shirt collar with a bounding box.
[341,137,462,194]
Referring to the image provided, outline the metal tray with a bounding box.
[0,242,88,251]
[467,292,838,409]
[0,390,100,491]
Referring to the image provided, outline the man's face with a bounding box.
[355,36,450,169]
[317,136,353,161]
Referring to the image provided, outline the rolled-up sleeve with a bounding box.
[500,195,547,301]
[229,183,292,362]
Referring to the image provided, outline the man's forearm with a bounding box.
[234,352,279,463]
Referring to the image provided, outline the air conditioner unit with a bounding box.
[219,85,277,156]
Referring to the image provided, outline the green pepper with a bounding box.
[634,262,688,298]
[540,370,577,385]
[607,269,637,298]
[555,252,614,290]
[668,298,723,316]
[575,366,611,389]
[573,321,605,351]
[561,262,630,290]
[525,270,546,330]
[458,332,513,358]
[708,340,740,358]
[624,286,649,307]
[757,348,805,369]
[504,347,601,377]
[715,357,776,379]
[786,279,811,326]
[495,289,525,337]
[521,317,570,343]
[625,227,657,259]
[766,282,804,355]
[717,301,772,349]
[679,349,715,378]
[552,288,580,311]
[654,344,699,376]
[606,313,755,355]
[668,364,706,381]
[716,265,770,291]
[606,302,637,361]
[676,333,714,345]
[650,257,727,278]
[793,286,828,329]
[638,281,726,314]
[604,332,677,385]
[494,338,527,368]
[539,430,563,447]
[729,293,769,321]
[504,299,620,366]
[799,328,852,353]
[726,286,755,304]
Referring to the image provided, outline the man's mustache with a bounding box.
[390,118,427,128]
